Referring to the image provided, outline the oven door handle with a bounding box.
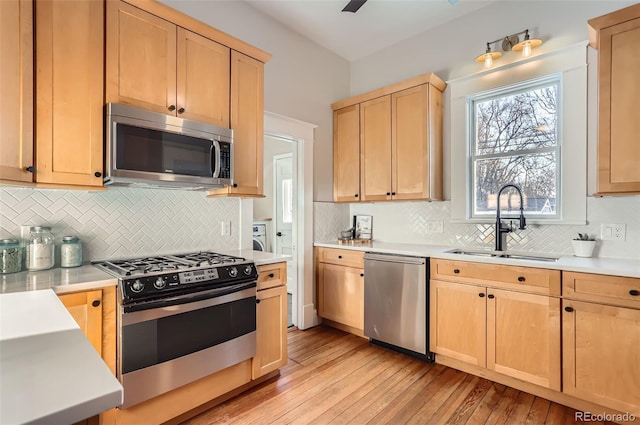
[122,282,256,325]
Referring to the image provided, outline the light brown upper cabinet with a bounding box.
[35,0,105,187]
[331,73,445,203]
[589,4,640,195]
[0,0,33,184]
[106,0,230,128]
[208,51,264,197]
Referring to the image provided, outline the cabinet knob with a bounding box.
[564,306,574,312]
[92,300,101,308]
[338,255,342,259]
[94,171,102,178]
[178,107,185,114]
[354,194,359,198]
[168,105,176,111]
[487,294,495,299]
[630,290,639,296]
[360,273,364,277]
[268,273,274,278]
[256,298,261,304]
[25,166,35,173]
[453,269,460,274]
[386,192,391,196]
[233,183,238,188]
[478,293,485,298]
[391,192,396,196]
[517,276,526,282]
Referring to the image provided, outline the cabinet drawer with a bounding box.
[317,247,364,268]
[563,271,640,309]
[257,262,286,291]
[431,259,561,296]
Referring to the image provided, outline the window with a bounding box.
[470,76,561,219]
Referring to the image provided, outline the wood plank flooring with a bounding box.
[181,326,613,425]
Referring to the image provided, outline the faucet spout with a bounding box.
[495,184,526,251]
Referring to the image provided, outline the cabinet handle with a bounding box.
[478,293,485,298]
[630,290,639,296]
[360,273,364,277]
[256,299,261,304]
[355,194,359,198]
[487,294,495,299]
[168,105,176,111]
[233,183,238,188]
[268,273,274,278]
[92,300,101,308]
[25,166,35,173]
[517,276,526,282]
[386,192,391,196]
[94,171,102,178]
[453,269,460,274]
[391,192,396,195]
[564,306,574,312]
[338,255,342,259]
[178,107,185,114]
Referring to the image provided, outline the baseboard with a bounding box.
[300,303,321,330]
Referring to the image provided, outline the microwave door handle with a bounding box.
[211,140,221,178]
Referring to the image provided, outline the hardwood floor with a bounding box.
[181,326,612,425]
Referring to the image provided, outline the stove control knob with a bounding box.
[154,277,166,289]
[229,267,238,278]
[131,280,144,293]
[243,265,253,275]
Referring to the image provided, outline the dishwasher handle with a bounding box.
[364,252,426,265]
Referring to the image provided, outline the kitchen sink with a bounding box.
[446,249,559,262]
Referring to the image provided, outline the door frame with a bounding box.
[262,111,318,330]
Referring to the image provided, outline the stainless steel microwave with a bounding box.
[104,103,233,190]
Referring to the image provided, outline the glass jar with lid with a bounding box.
[25,226,54,271]
[60,236,82,268]
[0,239,23,274]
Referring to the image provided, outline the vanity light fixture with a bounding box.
[476,29,543,68]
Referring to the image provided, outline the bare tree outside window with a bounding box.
[471,78,560,218]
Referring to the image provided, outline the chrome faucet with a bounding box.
[495,184,527,251]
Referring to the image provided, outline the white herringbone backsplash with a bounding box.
[314,196,640,260]
[0,187,240,262]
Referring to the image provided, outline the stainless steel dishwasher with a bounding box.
[363,252,433,361]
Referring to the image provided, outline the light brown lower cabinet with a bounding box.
[317,261,364,331]
[430,279,561,390]
[253,284,287,379]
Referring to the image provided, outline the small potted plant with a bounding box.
[572,233,596,258]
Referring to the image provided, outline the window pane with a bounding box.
[475,85,557,155]
[474,152,556,215]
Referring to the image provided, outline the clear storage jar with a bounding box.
[0,239,23,274]
[25,226,55,271]
[60,236,82,268]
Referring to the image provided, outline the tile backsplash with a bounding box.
[314,196,640,260]
[0,187,240,262]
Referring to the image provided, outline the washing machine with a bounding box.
[252,223,269,252]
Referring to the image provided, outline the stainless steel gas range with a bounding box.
[93,251,258,408]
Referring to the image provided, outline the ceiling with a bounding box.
[243,0,497,61]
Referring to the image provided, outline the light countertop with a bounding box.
[221,249,291,266]
[314,241,640,279]
[0,290,123,425]
[1,264,117,295]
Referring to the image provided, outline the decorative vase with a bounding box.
[572,240,596,258]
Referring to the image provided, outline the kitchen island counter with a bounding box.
[314,241,640,279]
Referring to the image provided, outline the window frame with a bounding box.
[468,74,563,220]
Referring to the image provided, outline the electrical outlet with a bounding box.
[221,221,231,236]
[425,221,443,233]
[600,223,626,241]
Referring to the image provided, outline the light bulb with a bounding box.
[522,42,532,57]
[484,54,493,68]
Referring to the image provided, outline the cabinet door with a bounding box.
[35,0,104,187]
[106,0,177,115]
[58,290,103,355]
[360,96,391,201]
[0,0,33,183]
[430,279,486,367]
[392,84,441,200]
[253,285,287,379]
[209,51,263,197]
[333,105,361,202]
[596,16,640,194]
[317,262,364,330]
[177,28,230,127]
[563,300,640,415]
[487,289,561,390]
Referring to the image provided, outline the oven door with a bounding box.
[118,284,256,408]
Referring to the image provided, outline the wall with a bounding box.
[159,0,350,202]
[253,136,294,220]
[0,187,239,263]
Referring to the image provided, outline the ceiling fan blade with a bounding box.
[342,0,367,13]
